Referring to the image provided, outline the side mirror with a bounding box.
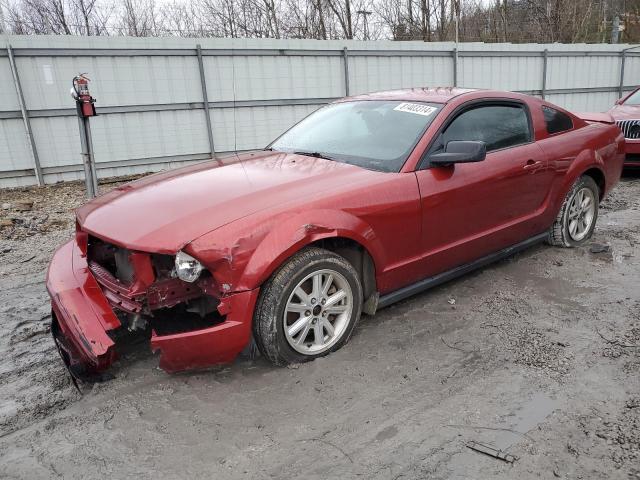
[429,140,487,166]
[615,98,624,105]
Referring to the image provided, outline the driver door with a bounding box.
[413,101,552,278]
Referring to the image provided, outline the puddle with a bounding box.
[494,392,559,450]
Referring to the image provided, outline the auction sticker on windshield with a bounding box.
[393,103,438,116]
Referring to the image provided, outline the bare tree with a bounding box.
[282,0,331,39]
[13,0,73,34]
[327,0,353,38]
[116,0,163,36]
[437,0,446,40]
[5,0,111,34]
[4,0,640,44]
[421,0,431,41]
[161,1,202,37]
[262,0,281,37]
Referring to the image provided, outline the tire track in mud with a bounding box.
[0,275,79,436]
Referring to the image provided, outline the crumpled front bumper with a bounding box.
[47,237,120,376]
[46,236,260,376]
[149,288,259,373]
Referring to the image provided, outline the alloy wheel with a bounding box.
[567,187,596,242]
[283,269,353,355]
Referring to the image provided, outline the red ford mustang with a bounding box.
[47,88,624,381]
[609,86,640,168]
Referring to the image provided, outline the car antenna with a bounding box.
[230,43,252,184]
[232,42,239,162]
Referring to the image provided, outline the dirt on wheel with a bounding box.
[0,173,639,480]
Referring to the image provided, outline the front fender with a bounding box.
[188,209,385,294]
[236,209,385,291]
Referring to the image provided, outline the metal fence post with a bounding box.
[541,49,548,100]
[619,50,626,99]
[76,114,98,198]
[196,44,216,158]
[452,48,458,87]
[343,47,350,96]
[7,45,44,186]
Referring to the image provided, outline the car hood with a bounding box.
[77,151,382,253]
[608,103,640,121]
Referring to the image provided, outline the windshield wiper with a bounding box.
[292,151,336,161]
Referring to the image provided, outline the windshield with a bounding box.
[624,89,640,105]
[270,100,443,172]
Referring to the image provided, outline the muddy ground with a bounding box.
[0,173,639,480]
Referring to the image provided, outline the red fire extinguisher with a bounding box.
[71,74,97,117]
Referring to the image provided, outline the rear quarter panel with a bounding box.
[537,122,624,225]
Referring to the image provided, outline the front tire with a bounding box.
[253,247,363,366]
[548,175,599,247]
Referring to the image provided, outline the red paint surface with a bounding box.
[608,86,640,121]
[47,88,625,374]
[150,289,259,373]
[575,112,615,124]
[46,236,120,371]
[625,141,640,155]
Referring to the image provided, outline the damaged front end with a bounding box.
[46,230,258,381]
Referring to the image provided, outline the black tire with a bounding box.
[547,175,599,247]
[253,247,363,366]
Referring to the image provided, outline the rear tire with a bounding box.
[547,175,599,247]
[253,247,363,366]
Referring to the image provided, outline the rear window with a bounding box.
[542,106,573,134]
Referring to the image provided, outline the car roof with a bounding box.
[337,87,478,104]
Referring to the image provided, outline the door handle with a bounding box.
[523,159,542,170]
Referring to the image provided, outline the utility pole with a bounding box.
[611,15,621,43]
[454,0,459,80]
[357,10,372,40]
[453,0,460,45]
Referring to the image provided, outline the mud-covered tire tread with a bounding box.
[253,247,363,366]
[547,175,599,248]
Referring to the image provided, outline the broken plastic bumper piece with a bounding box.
[150,288,259,373]
[47,237,120,377]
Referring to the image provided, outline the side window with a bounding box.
[440,104,531,152]
[542,106,573,134]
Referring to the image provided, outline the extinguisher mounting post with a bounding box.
[72,73,99,198]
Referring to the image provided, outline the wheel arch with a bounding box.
[552,150,606,216]
[235,210,384,302]
[582,167,606,200]
[307,237,377,311]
